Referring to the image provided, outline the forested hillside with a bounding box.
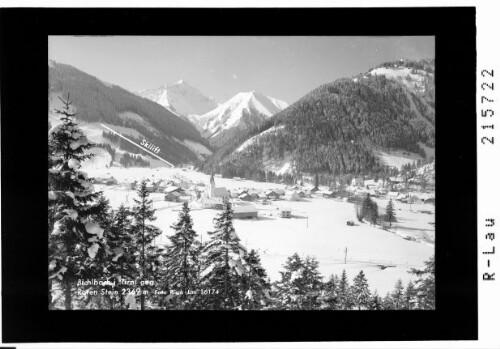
[49,61,212,165]
[203,59,435,179]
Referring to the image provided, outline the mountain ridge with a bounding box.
[49,61,212,165]
[137,80,219,118]
[202,58,435,180]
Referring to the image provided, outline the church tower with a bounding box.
[209,172,216,198]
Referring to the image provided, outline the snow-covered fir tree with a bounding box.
[301,256,324,309]
[273,254,323,310]
[382,292,394,310]
[273,253,304,309]
[241,249,272,309]
[409,256,435,309]
[351,270,371,310]
[369,291,383,310]
[320,274,340,310]
[404,280,418,310]
[384,199,397,227]
[103,203,137,309]
[81,194,114,309]
[48,94,107,310]
[391,279,405,309]
[337,269,354,310]
[131,179,162,310]
[200,202,248,309]
[167,202,202,307]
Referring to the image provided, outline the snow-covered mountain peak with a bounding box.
[137,80,218,117]
[196,91,289,139]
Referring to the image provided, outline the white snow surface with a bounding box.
[137,80,218,117]
[368,67,432,94]
[199,91,288,138]
[87,166,435,295]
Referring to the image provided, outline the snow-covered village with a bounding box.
[48,36,436,310]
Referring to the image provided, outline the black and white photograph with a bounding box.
[48,35,436,311]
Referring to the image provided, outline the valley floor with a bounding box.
[87,165,435,296]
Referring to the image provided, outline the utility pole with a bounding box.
[344,247,348,264]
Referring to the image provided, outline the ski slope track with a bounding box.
[100,124,174,168]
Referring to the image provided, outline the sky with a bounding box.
[49,36,434,104]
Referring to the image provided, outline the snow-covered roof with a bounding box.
[280,207,292,212]
[165,185,182,193]
[213,187,229,196]
[165,191,181,197]
[234,205,258,214]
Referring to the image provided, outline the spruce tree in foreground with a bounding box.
[337,270,353,310]
[106,204,137,309]
[301,256,324,309]
[242,249,272,309]
[200,202,247,309]
[168,202,201,305]
[273,253,305,310]
[391,279,405,309]
[404,281,417,310]
[48,94,107,309]
[409,256,435,309]
[321,274,340,309]
[274,254,323,309]
[384,199,397,228]
[351,270,371,310]
[369,291,383,310]
[131,179,162,310]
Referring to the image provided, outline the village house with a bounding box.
[238,188,249,196]
[351,177,364,187]
[248,190,260,199]
[233,205,258,219]
[279,207,292,218]
[258,193,268,200]
[164,185,185,195]
[95,175,118,185]
[274,188,286,196]
[285,191,300,201]
[145,181,156,192]
[165,191,181,202]
[238,193,253,201]
[265,190,279,200]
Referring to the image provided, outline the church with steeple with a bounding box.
[201,172,230,208]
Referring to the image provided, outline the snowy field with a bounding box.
[86,165,435,296]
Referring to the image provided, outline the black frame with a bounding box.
[1,7,477,342]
